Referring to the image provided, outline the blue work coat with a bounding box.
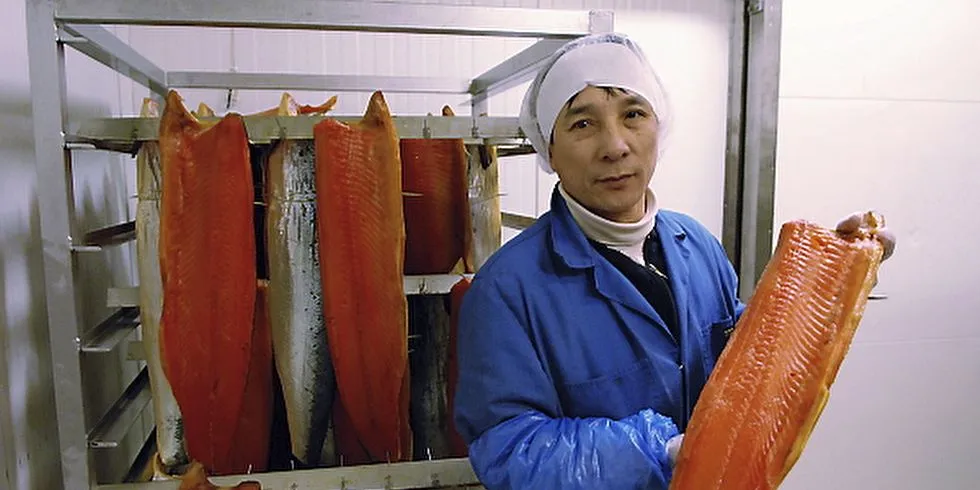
[453,188,747,490]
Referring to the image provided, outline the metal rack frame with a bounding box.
[25,0,783,488]
[24,1,617,489]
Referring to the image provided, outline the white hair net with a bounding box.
[518,33,671,174]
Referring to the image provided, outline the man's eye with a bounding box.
[571,119,590,130]
[626,110,646,119]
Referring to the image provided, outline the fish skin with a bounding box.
[400,105,472,275]
[158,90,258,475]
[136,97,190,474]
[314,91,411,463]
[408,296,452,460]
[669,219,884,490]
[266,138,336,467]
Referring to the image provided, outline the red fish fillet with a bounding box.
[226,280,273,474]
[400,106,473,275]
[158,90,259,475]
[669,216,885,490]
[447,277,471,458]
[314,91,411,462]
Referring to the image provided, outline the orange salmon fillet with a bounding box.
[314,91,411,463]
[447,277,471,458]
[669,216,885,490]
[400,106,473,274]
[158,90,260,475]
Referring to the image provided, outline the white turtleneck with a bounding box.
[558,183,659,265]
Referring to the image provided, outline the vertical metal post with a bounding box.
[722,0,747,267]
[735,0,782,299]
[25,0,92,489]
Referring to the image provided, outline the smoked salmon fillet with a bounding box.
[400,106,473,274]
[669,215,886,490]
[158,90,261,475]
[313,91,411,463]
[135,98,190,476]
[447,277,471,458]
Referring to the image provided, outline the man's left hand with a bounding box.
[835,212,896,261]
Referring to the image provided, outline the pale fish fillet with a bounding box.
[669,215,885,490]
[136,97,189,476]
[266,115,336,467]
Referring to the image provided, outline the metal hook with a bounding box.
[246,464,253,475]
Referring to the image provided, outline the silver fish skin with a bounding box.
[408,296,452,460]
[135,99,189,473]
[266,140,336,467]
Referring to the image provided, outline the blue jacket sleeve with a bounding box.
[453,276,680,490]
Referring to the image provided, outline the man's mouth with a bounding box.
[598,173,634,183]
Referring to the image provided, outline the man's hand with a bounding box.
[666,434,684,469]
[835,211,896,261]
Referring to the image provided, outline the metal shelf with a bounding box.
[68,115,528,153]
[98,458,481,490]
[80,307,140,354]
[87,368,152,449]
[25,1,617,488]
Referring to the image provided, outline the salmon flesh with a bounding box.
[136,97,190,475]
[314,91,411,462]
[669,216,885,490]
[158,90,264,475]
[400,106,472,274]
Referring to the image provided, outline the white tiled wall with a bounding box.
[3,0,733,488]
[775,1,980,488]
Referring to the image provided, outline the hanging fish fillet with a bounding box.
[407,296,452,460]
[265,95,337,468]
[447,277,471,458]
[669,215,886,490]
[466,144,501,270]
[314,91,411,463]
[400,106,472,274]
[158,90,262,475]
[136,98,190,477]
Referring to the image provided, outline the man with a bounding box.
[452,33,895,490]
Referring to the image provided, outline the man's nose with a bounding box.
[598,124,630,161]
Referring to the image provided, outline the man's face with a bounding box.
[548,86,659,223]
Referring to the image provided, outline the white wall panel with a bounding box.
[776,1,980,487]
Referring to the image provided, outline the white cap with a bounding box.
[518,33,671,174]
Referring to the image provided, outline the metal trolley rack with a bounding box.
[25,0,784,488]
[24,1,622,489]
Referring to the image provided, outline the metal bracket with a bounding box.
[748,0,764,15]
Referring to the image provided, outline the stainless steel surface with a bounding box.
[59,24,168,96]
[722,0,747,268]
[588,9,615,33]
[501,212,536,231]
[169,71,471,94]
[468,39,567,100]
[26,0,92,487]
[738,0,782,298]
[266,139,336,466]
[79,308,140,354]
[83,220,135,247]
[107,287,139,308]
[87,368,152,449]
[404,274,475,296]
[69,115,526,147]
[98,457,482,490]
[54,0,598,39]
[111,274,481,309]
[134,106,188,471]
